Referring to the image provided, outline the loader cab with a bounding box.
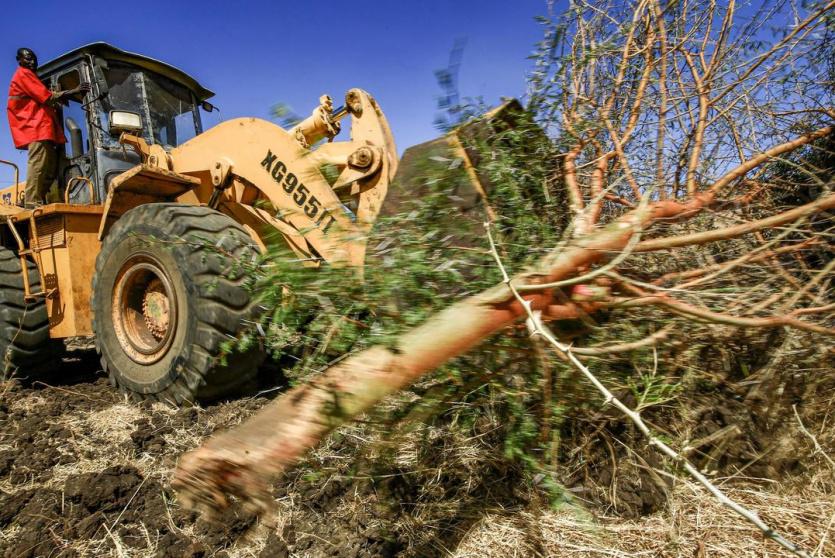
[36,42,214,205]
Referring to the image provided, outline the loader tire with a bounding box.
[0,247,56,380]
[92,204,265,404]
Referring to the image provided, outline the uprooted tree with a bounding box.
[174,0,833,554]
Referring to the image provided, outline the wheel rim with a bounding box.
[111,254,178,368]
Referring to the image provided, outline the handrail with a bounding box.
[4,216,37,299]
[0,159,20,205]
[65,176,95,204]
[27,207,51,299]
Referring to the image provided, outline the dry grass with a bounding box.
[7,393,50,412]
[452,480,835,558]
[47,401,144,487]
[0,526,21,550]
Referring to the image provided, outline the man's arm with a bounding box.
[52,82,91,102]
[15,69,91,104]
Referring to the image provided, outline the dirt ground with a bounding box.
[0,359,448,558]
[1,356,832,558]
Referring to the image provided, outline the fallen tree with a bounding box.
[174,1,834,554]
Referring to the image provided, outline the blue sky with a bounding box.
[0,0,548,184]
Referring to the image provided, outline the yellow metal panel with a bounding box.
[38,211,102,338]
[110,164,201,197]
[98,165,202,239]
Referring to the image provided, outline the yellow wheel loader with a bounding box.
[0,43,398,403]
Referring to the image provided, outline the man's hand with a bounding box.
[74,82,91,95]
[54,83,91,102]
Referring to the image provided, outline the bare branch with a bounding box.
[636,191,835,252]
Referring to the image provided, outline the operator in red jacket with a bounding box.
[6,48,89,207]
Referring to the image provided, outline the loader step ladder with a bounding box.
[4,213,53,301]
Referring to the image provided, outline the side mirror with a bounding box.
[108,111,143,136]
[201,101,217,113]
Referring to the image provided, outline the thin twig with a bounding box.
[102,524,128,558]
[569,325,674,356]
[108,475,148,532]
[793,405,835,471]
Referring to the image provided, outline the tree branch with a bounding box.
[618,284,834,337]
[636,192,835,252]
[484,223,813,558]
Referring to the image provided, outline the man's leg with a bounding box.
[24,141,49,207]
[41,142,58,203]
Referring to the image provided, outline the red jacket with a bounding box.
[6,66,65,149]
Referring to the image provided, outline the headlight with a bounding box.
[109,111,143,135]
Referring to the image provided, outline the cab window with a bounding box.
[99,62,199,149]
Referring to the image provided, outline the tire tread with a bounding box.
[92,203,264,403]
[0,247,59,379]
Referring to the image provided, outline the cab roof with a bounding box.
[38,42,214,101]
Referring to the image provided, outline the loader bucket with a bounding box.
[380,98,543,218]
